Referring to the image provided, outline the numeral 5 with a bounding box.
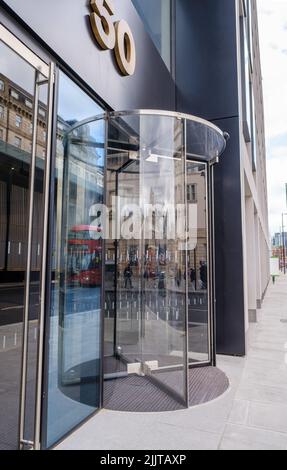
[90,0,116,50]
[90,0,136,76]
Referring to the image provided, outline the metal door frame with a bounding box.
[0,24,55,451]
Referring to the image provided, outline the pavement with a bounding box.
[56,274,287,451]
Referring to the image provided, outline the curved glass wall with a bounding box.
[43,107,226,447]
[102,111,225,409]
[43,72,104,449]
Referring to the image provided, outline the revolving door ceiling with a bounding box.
[68,110,227,410]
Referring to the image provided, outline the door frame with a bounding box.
[0,24,55,451]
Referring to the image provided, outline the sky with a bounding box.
[258,0,287,236]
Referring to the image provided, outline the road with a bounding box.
[0,283,39,326]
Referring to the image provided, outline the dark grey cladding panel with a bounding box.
[1,0,175,111]
[175,0,239,121]
[213,116,246,356]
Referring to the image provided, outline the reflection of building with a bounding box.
[0,73,47,157]
[0,74,47,275]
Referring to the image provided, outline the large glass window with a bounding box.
[251,87,257,170]
[43,72,104,448]
[132,0,172,70]
[241,2,257,170]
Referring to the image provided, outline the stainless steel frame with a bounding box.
[34,62,55,451]
[0,23,54,451]
[68,109,227,149]
[19,68,41,450]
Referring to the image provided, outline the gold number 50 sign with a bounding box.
[90,0,136,76]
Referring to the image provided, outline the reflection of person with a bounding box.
[200,261,207,290]
[68,253,78,276]
[175,265,182,287]
[89,253,99,269]
[190,267,196,291]
[144,268,149,280]
[158,272,166,297]
[124,264,133,289]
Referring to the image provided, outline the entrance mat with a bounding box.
[104,366,229,412]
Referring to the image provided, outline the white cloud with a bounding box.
[258,0,287,234]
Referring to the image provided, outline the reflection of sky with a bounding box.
[58,72,103,122]
[0,41,48,103]
[58,72,105,167]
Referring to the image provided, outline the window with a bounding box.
[240,2,257,168]
[0,128,3,140]
[0,80,4,92]
[251,88,257,170]
[241,15,252,142]
[246,0,254,70]
[14,136,21,148]
[0,105,4,120]
[43,130,47,141]
[25,99,33,109]
[39,107,46,118]
[187,183,197,203]
[10,89,19,100]
[15,115,22,128]
[29,122,33,134]
[132,0,172,70]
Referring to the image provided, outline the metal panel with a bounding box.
[175,0,239,121]
[213,117,246,356]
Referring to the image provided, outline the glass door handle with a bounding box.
[19,69,42,449]
[34,62,55,451]
[19,66,54,450]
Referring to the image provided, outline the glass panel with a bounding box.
[185,119,225,162]
[0,39,46,449]
[140,114,187,404]
[251,87,257,170]
[116,160,141,365]
[104,114,141,386]
[241,17,252,142]
[43,72,104,449]
[104,114,188,408]
[132,0,172,70]
[186,161,210,364]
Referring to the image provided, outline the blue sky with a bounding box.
[258,1,287,235]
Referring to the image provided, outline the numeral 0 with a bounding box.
[90,0,136,76]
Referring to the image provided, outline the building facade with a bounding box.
[0,0,269,450]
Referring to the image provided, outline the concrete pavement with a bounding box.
[56,274,287,451]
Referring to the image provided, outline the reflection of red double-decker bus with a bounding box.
[68,225,102,287]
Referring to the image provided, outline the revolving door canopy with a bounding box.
[65,110,228,409]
